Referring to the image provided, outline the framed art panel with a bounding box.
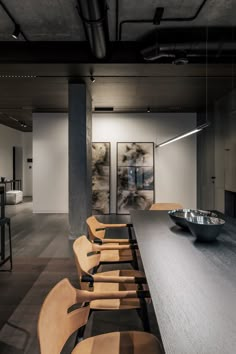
[117,142,154,214]
[117,142,153,167]
[117,190,154,214]
[92,142,110,214]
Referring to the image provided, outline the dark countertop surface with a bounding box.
[131,210,236,354]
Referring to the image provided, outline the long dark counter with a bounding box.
[131,210,236,354]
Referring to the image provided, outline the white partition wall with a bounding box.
[92,113,197,211]
[32,112,196,213]
[0,125,22,180]
[33,113,68,213]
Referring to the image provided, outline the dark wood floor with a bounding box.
[0,199,161,354]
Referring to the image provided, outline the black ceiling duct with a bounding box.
[77,0,109,59]
[140,28,236,63]
[141,41,236,63]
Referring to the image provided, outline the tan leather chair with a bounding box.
[86,217,138,269]
[73,235,145,295]
[73,236,149,330]
[86,215,134,244]
[38,278,163,354]
[149,203,183,211]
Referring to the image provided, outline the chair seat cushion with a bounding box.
[100,245,133,263]
[6,190,23,204]
[90,269,146,310]
[72,331,163,354]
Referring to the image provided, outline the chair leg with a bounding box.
[128,225,139,269]
[128,225,133,241]
[128,225,137,243]
[92,265,99,274]
[8,220,13,271]
[73,309,93,347]
[74,324,86,347]
[137,298,150,332]
[131,248,139,270]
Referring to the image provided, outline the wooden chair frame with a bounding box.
[38,278,154,354]
[73,236,150,331]
[73,236,145,288]
[86,216,135,244]
[86,216,138,269]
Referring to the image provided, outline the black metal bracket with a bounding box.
[130,244,138,250]
[134,277,147,284]
[81,274,94,289]
[137,290,150,298]
[94,237,103,245]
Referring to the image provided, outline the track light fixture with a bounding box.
[6,115,28,129]
[12,24,20,39]
[20,121,27,128]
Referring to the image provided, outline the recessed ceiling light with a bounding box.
[94,107,114,112]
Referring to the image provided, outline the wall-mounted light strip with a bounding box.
[155,122,209,148]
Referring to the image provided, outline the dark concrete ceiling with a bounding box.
[0,0,235,131]
[0,0,235,41]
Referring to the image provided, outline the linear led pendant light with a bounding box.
[155,122,209,148]
[156,26,210,148]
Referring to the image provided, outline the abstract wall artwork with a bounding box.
[92,142,110,214]
[117,142,154,214]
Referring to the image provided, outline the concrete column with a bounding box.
[68,81,92,239]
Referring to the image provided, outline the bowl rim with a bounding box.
[185,216,225,226]
[168,209,218,218]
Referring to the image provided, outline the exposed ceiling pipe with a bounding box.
[141,41,236,63]
[77,0,109,59]
[118,0,208,40]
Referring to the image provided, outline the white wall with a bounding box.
[33,113,68,213]
[93,113,197,211]
[32,112,196,213]
[0,124,23,180]
[23,133,33,196]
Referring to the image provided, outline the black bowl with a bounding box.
[168,209,217,229]
[186,216,225,242]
